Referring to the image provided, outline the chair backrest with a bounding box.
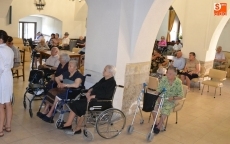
[208,69,227,81]
[19,50,25,67]
[173,84,188,112]
[148,76,159,91]
[199,65,206,78]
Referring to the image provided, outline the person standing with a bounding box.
[0,30,14,137]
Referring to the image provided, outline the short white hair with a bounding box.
[106,65,116,76]
[69,59,79,68]
[60,53,70,63]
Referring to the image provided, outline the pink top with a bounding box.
[158,40,167,47]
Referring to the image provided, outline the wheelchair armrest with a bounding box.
[68,87,81,90]
[89,98,112,103]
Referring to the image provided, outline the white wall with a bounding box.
[41,16,62,38]
[19,16,42,33]
[0,0,87,38]
[156,10,180,42]
[217,20,230,52]
[156,11,169,41]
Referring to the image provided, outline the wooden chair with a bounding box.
[201,69,227,98]
[147,76,159,91]
[12,50,25,81]
[164,85,188,131]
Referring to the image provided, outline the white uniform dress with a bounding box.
[0,44,14,104]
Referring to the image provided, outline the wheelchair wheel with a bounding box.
[83,129,94,141]
[96,108,126,139]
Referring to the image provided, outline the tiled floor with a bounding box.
[2,62,230,144]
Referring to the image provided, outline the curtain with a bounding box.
[166,9,176,42]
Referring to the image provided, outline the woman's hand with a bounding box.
[168,97,174,102]
[87,95,95,102]
[188,71,193,75]
[57,83,65,88]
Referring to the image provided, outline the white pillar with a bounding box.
[85,0,173,112]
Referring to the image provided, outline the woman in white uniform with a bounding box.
[0,30,14,137]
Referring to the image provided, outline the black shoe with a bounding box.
[42,115,54,123]
[37,112,47,119]
[151,124,158,129]
[74,129,82,134]
[58,123,72,130]
[154,128,160,134]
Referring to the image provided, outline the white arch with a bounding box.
[207,9,230,61]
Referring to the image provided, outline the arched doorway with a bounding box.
[19,15,62,41]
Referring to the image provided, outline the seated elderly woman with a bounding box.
[45,53,70,90]
[37,60,83,123]
[152,66,183,134]
[58,65,116,135]
[151,49,168,73]
[180,52,200,91]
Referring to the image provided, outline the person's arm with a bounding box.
[64,78,82,88]
[178,58,186,70]
[51,59,60,70]
[161,57,167,66]
[220,53,226,63]
[152,55,158,60]
[168,80,183,102]
[162,40,167,47]
[55,74,64,88]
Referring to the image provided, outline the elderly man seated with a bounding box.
[213,46,226,69]
[6,36,21,67]
[38,47,60,71]
[172,51,185,73]
[76,36,85,48]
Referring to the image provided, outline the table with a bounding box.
[227,68,230,78]
[40,50,82,68]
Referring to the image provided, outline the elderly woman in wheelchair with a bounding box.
[152,66,183,134]
[37,59,83,123]
[58,65,116,135]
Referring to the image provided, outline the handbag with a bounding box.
[142,91,158,112]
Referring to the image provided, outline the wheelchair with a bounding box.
[23,70,47,117]
[37,74,91,123]
[56,85,126,141]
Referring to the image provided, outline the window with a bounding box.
[18,22,37,40]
